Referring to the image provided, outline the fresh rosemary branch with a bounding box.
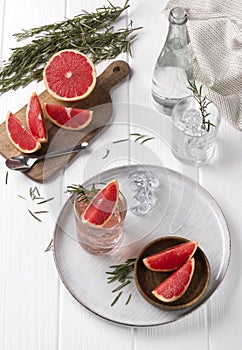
[66,184,98,201]
[187,80,215,132]
[106,258,136,306]
[0,1,141,93]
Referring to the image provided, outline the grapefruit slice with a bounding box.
[152,258,195,303]
[6,112,41,153]
[81,180,119,228]
[44,103,93,130]
[143,240,198,272]
[26,92,47,143]
[43,49,96,101]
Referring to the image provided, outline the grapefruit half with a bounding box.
[6,112,41,153]
[26,92,47,143]
[152,258,195,303]
[143,240,198,271]
[44,103,93,130]
[81,180,119,228]
[43,49,96,101]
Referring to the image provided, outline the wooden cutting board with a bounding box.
[0,60,130,183]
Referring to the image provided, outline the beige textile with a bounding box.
[165,0,242,130]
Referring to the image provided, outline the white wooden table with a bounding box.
[0,0,241,349]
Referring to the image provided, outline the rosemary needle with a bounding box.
[111,291,122,306]
[37,197,54,205]
[28,209,42,222]
[44,238,53,252]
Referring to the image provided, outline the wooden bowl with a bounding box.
[134,236,210,310]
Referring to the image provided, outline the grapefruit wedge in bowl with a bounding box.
[134,236,210,310]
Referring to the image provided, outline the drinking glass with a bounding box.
[74,183,127,256]
[171,96,221,164]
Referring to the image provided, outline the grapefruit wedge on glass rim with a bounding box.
[43,49,96,101]
[43,103,93,130]
[26,92,47,143]
[6,111,41,153]
[81,179,119,228]
[143,240,198,272]
[152,258,195,303]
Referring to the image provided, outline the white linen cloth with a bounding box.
[165,0,242,130]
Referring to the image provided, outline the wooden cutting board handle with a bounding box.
[96,60,130,94]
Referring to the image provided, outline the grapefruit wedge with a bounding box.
[152,258,195,303]
[82,180,119,228]
[43,49,96,101]
[6,112,41,153]
[26,92,47,143]
[44,103,93,130]
[143,240,198,272]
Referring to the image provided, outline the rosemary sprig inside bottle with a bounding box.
[187,80,216,132]
[106,258,136,306]
[0,1,141,93]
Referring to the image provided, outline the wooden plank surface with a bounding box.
[0,0,241,349]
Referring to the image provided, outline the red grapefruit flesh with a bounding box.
[143,241,198,272]
[81,179,119,228]
[44,103,93,130]
[152,258,195,303]
[43,49,96,101]
[6,112,41,153]
[26,92,47,143]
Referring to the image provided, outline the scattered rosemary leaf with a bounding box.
[111,291,122,306]
[5,171,8,185]
[125,293,132,305]
[113,133,155,145]
[44,238,53,252]
[28,209,42,222]
[34,210,49,214]
[140,136,154,144]
[112,280,131,293]
[102,148,110,159]
[37,197,54,205]
[18,195,27,200]
[112,138,129,144]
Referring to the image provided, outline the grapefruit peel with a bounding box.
[6,111,41,153]
[143,240,198,272]
[43,103,93,130]
[152,258,195,303]
[81,179,119,228]
[26,92,47,143]
[43,49,96,101]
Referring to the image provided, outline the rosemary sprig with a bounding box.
[106,258,136,306]
[187,80,215,132]
[0,1,141,93]
[66,184,98,201]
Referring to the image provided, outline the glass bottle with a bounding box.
[152,7,194,116]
